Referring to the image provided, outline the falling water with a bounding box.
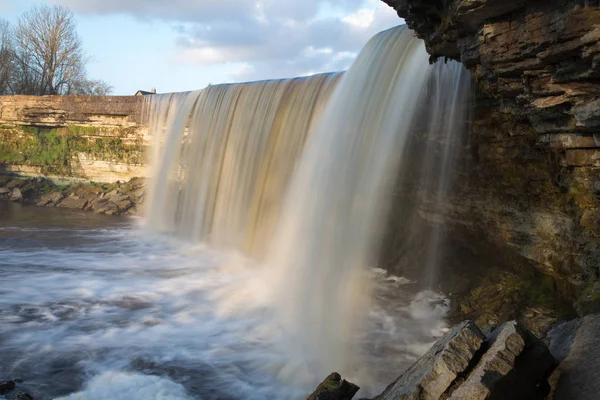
[144,25,470,394]
[145,73,340,258]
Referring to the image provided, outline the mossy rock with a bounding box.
[306,373,359,400]
[575,281,600,315]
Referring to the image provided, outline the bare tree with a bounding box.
[13,4,86,95]
[67,77,113,96]
[0,18,13,94]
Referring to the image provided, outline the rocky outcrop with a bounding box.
[309,321,556,400]
[306,373,359,400]
[380,0,600,327]
[0,380,34,400]
[0,176,145,216]
[547,314,600,399]
[375,320,554,400]
[376,321,485,400]
[0,95,148,183]
[0,95,143,127]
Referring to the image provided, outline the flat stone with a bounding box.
[36,191,63,207]
[376,321,485,400]
[57,195,88,209]
[0,187,10,194]
[306,372,359,400]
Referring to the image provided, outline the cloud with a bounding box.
[55,0,403,82]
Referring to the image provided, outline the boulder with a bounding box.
[372,321,555,400]
[9,188,22,202]
[306,373,359,400]
[551,314,600,400]
[57,195,88,209]
[36,191,65,207]
[376,321,485,400]
[449,321,555,400]
[0,380,16,394]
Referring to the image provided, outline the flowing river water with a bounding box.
[0,201,449,399]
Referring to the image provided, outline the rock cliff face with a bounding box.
[0,95,148,183]
[381,0,600,327]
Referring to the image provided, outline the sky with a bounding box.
[0,0,403,95]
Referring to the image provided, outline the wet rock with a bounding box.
[376,321,485,400]
[547,318,582,363]
[552,314,600,400]
[57,195,88,210]
[372,321,555,400]
[116,296,153,310]
[306,373,359,400]
[0,380,16,394]
[11,392,33,400]
[449,321,555,400]
[574,282,600,315]
[1,176,145,216]
[10,188,23,202]
[36,191,65,207]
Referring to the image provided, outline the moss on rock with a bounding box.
[0,125,146,176]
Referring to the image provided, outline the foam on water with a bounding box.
[0,204,448,399]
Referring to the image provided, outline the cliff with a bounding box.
[381,0,600,329]
[0,95,148,183]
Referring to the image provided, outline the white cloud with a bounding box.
[55,0,403,83]
[343,8,376,28]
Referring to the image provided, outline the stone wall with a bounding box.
[380,0,600,326]
[0,95,148,183]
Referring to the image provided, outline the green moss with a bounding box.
[575,282,600,315]
[458,266,575,329]
[0,125,146,176]
[67,126,100,135]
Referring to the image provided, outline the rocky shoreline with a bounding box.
[309,315,600,400]
[5,317,590,400]
[0,175,145,216]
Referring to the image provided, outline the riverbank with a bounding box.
[0,175,145,216]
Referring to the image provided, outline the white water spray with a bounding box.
[144,25,470,392]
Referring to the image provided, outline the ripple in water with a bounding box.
[0,202,448,399]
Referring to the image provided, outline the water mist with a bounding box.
[144,25,471,394]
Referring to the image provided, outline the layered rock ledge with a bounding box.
[380,0,600,327]
[310,317,600,400]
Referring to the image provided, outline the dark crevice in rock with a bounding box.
[440,336,491,399]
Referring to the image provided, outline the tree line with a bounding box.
[0,4,111,96]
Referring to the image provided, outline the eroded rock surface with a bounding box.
[366,321,555,400]
[380,0,600,327]
[376,321,485,400]
[306,373,359,400]
[549,314,600,400]
[0,175,146,216]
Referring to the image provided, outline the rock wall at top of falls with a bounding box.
[0,95,148,183]
[383,0,600,137]
[380,0,600,330]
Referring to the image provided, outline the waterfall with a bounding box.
[144,73,340,257]
[144,25,470,390]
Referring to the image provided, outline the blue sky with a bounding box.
[0,0,402,95]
